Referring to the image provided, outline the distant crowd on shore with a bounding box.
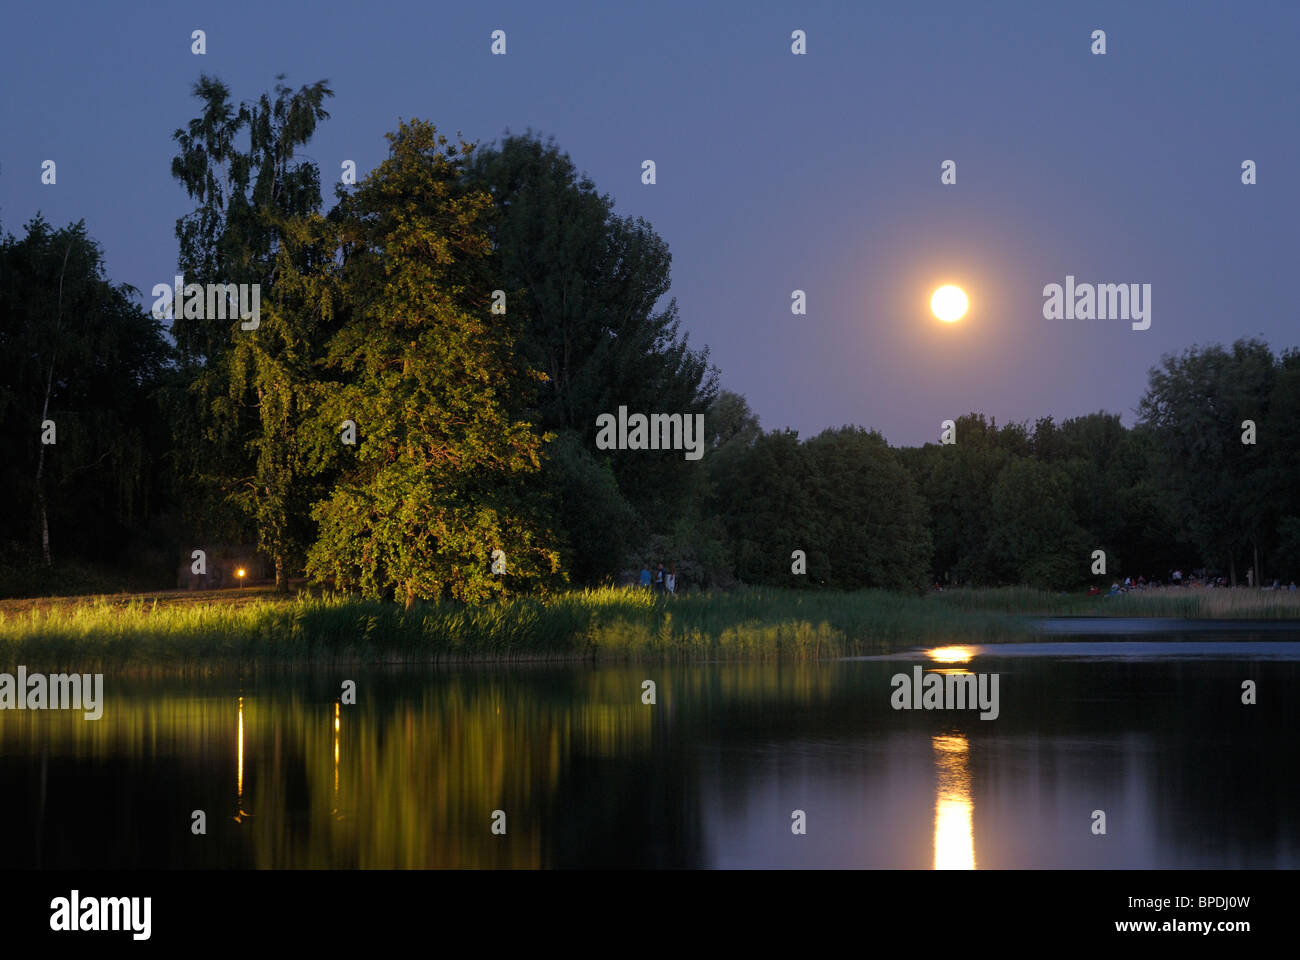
[1088,568,1298,597]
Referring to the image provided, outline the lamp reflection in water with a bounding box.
[234,695,247,823]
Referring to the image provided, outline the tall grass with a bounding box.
[929,585,1300,618]
[8,584,1293,671]
[928,587,1083,614]
[1087,587,1300,619]
[0,587,1027,670]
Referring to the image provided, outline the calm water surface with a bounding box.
[2,629,1297,869]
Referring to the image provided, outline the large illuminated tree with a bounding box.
[306,121,561,605]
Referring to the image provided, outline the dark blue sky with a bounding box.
[3,0,1296,445]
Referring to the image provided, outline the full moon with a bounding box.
[931,285,968,323]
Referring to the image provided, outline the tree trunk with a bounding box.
[275,553,288,593]
[1229,555,1237,587]
[35,412,51,566]
[404,585,415,611]
[35,242,74,568]
[37,486,51,567]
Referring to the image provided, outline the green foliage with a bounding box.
[899,407,1207,588]
[987,458,1090,588]
[903,437,1008,584]
[802,427,931,590]
[464,132,718,527]
[304,120,562,605]
[706,425,930,590]
[709,429,820,585]
[170,74,333,363]
[170,75,335,587]
[1138,339,1280,582]
[707,390,761,450]
[537,431,637,584]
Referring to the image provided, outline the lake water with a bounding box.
[2,627,1298,868]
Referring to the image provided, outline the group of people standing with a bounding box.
[639,563,677,596]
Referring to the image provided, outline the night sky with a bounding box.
[2,0,1295,445]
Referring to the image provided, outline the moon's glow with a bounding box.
[931,285,968,323]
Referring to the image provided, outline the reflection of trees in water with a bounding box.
[0,671,664,867]
[0,687,247,868]
[964,658,1300,867]
[642,658,1300,869]
[2,658,1296,868]
[236,670,667,868]
[1138,661,1300,866]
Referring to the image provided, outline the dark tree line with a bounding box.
[0,76,715,600]
[0,218,175,593]
[704,339,1300,591]
[3,75,1297,599]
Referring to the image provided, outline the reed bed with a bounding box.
[7,584,1296,672]
[0,586,1025,670]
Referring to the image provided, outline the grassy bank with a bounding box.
[6,584,1299,670]
[0,586,1028,670]
[930,585,1300,619]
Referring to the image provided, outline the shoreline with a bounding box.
[4,585,1300,671]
